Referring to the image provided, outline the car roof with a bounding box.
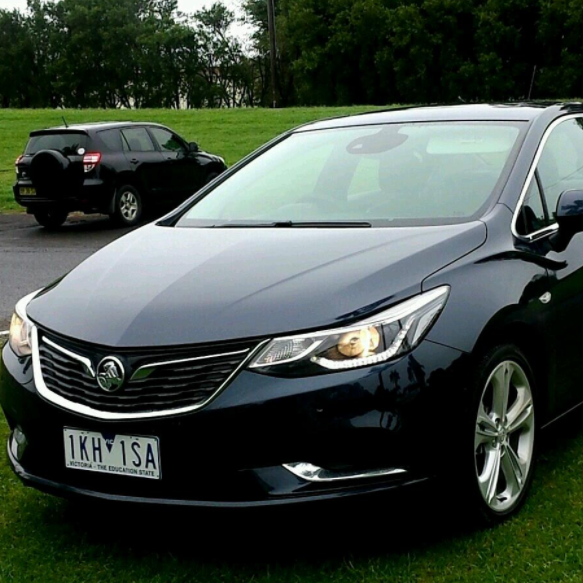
[30,121,169,136]
[294,102,583,132]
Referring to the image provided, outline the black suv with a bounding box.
[14,122,227,228]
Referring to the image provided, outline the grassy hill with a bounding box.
[0,107,381,212]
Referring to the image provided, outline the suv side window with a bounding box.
[537,117,583,220]
[121,128,155,152]
[150,128,185,153]
[98,129,123,151]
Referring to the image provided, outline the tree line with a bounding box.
[0,0,256,108]
[1,0,583,108]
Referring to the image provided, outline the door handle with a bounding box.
[130,158,139,165]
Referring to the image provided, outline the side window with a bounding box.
[98,129,123,151]
[121,128,155,152]
[537,118,583,219]
[517,176,548,236]
[150,128,185,153]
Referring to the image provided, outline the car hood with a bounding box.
[28,222,486,347]
[200,151,224,165]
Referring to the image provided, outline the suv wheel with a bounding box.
[33,209,68,229]
[111,185,142,227]
[465,345,537,524]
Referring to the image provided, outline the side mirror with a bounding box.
[188,142,200,153]
[551,190,583,250]
[557,189,583,231]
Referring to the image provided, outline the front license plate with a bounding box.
[20,187,36,196]
[63,428,161,480]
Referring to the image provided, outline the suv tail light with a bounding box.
[15,155,23,177]
[83,152,101,173]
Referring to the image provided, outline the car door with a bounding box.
[149,127,204,203]
[536,116,583,410]
[120,127,167,198]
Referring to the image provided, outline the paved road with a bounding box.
[0,213,134,331]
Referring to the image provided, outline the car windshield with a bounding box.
[25,133,88,156]
[176,122,524,228]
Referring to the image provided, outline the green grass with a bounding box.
[0,107,382,212]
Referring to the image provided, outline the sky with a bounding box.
[0,0,253,40]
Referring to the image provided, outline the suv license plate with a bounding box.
[20,187,36,196]
[63,428,161,480]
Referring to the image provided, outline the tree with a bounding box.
[0,9,36,107]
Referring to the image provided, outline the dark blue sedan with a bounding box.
[4,103,583,524]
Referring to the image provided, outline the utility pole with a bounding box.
[266,0,278,108]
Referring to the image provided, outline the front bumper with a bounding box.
[0,339,469,507]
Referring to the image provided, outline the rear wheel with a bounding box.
[33,209,68,229]
[110,185,142,227]
[465,345,537,524]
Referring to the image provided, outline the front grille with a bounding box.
[35,329,258,417]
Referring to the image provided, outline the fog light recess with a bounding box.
[10,427,27,462]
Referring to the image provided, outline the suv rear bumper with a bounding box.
[14,179,113,213]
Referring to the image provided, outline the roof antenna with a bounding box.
[528,65,537,100]
[62,116,69,128]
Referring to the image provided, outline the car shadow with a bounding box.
[56,483,460,564]
[44,214,140,234]
[19,213,148,243]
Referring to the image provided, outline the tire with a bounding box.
[33,209,68,229]
[463,344,537,525]
[30,150,83,198]
[110,185,143,227]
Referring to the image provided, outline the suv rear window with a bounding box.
[25,133,88,156]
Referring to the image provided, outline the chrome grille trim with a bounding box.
[31,326,267,420]
[130,350,251,381]
[43,335,95,376]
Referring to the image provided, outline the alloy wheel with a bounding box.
[119,191,138,222]
[474,360,535,513]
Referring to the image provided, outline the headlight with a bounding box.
[249,286,449,374]
[8,290,40,357]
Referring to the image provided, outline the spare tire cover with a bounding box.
[29,150,84,198]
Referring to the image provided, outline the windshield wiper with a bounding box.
[212,221,373,228]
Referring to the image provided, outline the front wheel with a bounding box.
[33,209,68,229]
[467,345,537,524]
[110,185,142,227]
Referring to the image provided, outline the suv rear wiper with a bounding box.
[213,221,373,228]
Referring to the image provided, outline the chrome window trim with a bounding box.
[31,326,267,420]
[512,113,583,241]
